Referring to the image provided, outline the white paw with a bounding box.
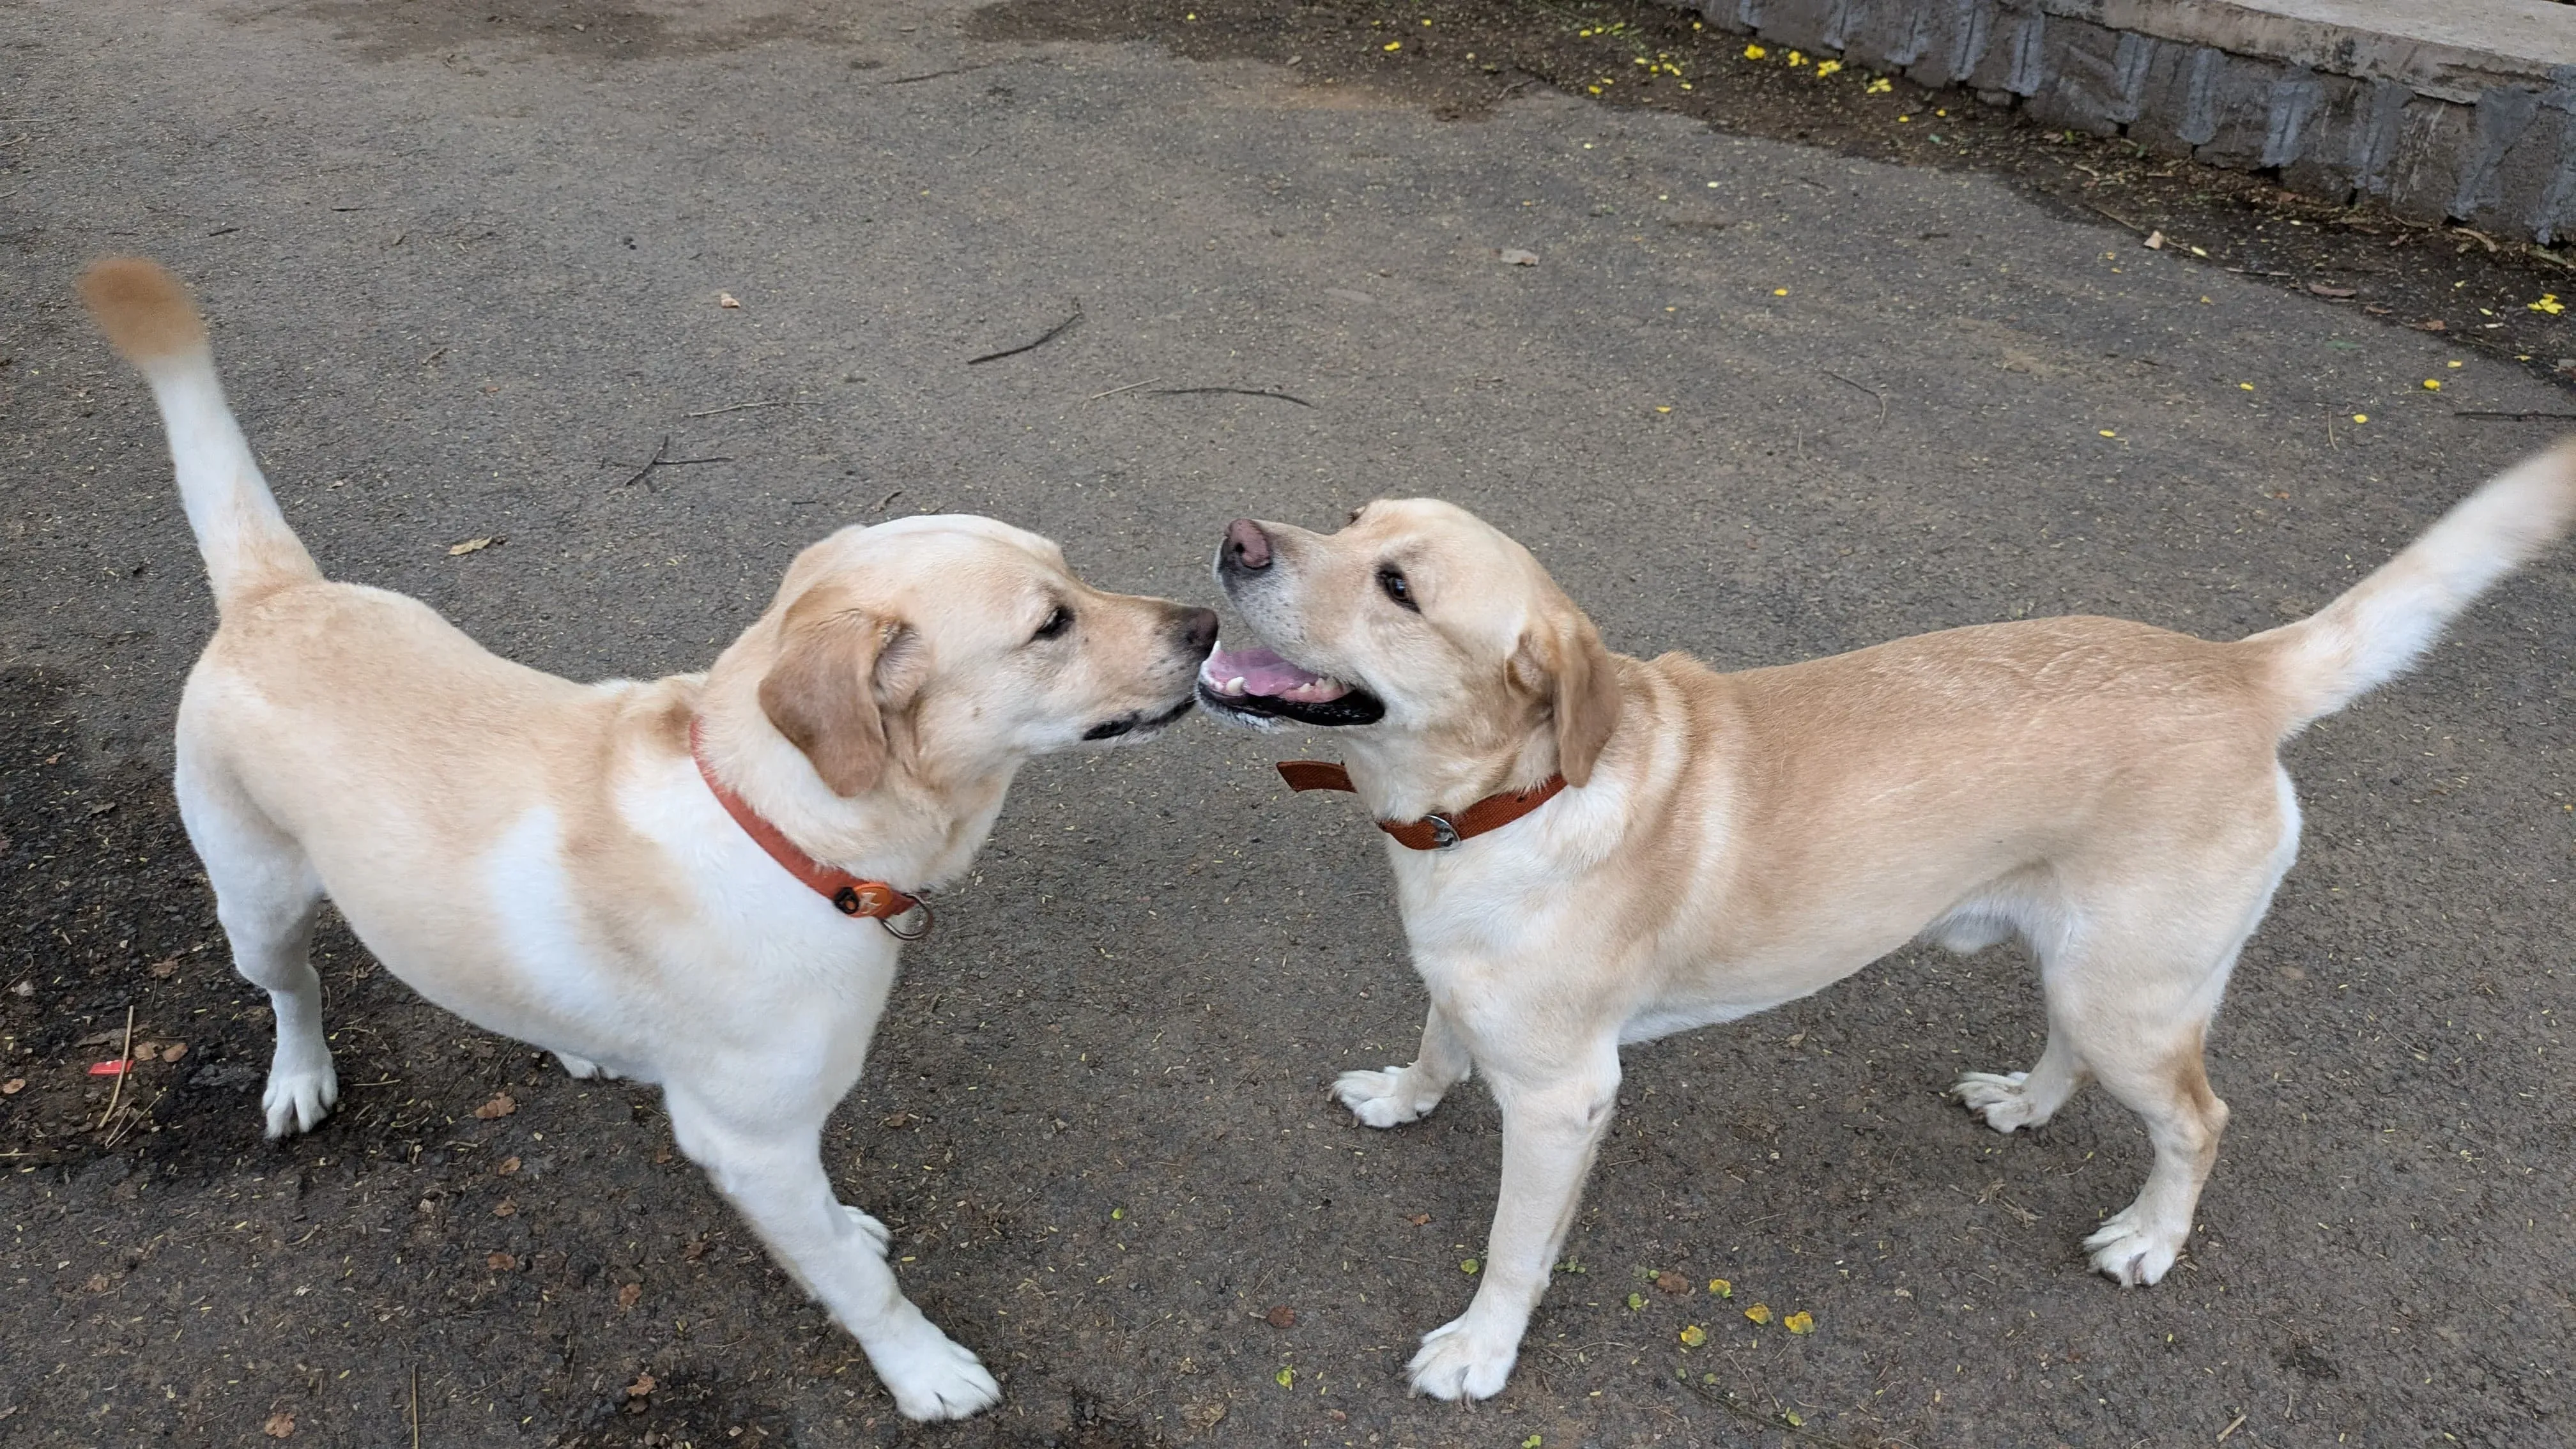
[1334,1066,1441,1129]
[840,1204,892,1254]
[261,1058,339,1139]
[871,1324,1001,1421]
[1951,1070,2039,1133]
[2083,1204,2185,1286]
[1406,1314,1517,1400]
[554,1051,620,1080]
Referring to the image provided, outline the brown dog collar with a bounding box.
[1276,760,1568,850]
[690,719,932,938]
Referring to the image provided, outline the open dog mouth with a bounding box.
[1195,646,1386,727]
[1083,691,1199,742]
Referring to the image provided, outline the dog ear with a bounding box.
[1516,605,1622,787]
[757,589,915,796]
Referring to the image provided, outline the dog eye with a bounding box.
[1377,567,1417,611]
[1032,606,1074,641]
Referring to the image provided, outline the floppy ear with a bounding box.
[1518,605,1623,788]
[757,590,912,796]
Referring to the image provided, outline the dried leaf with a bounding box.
[263,1411,297,1439]
[1498,248,1539,266]
[161,1042,188,1062]
[626,1370,656,1399]
[2143,230,2165,250]
[717,293,741,309]
[493,1198,517,1218]
[0,1079,23,1096]
[471,1092,516,1120]
[1654,1269,1689,1296]
[148,956,180,978]
[2306,282,2357,299]
[447,537,499,556]
[617,1281,643,1310]
[683,1238,709,1262]
[1265,1305,1296,1329]
[495,1155,521,1176]
[133,1042,161,1062]
[486,1252,518,1271]
[1406,1213,1431,1226]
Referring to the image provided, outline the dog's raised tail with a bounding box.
[79,257,319,611]
[2249,439,2576,735]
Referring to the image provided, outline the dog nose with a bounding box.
[1176,606,1219,656]
[1222,519,1272,573]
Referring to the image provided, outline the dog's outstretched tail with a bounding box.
[79,257,321,613]
[2250,439,2576,736]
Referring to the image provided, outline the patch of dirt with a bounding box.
[286,0,848,65]
[970,0,2576,396]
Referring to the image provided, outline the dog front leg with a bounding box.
[1334,1000,1472,1128]
[664,1086,999,1422]
[1407,1039,1620,1401]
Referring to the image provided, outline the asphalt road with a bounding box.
[4,3,2572,1446]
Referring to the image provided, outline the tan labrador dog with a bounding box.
[80,258,1216,1421]
[1197,451,2575,1400]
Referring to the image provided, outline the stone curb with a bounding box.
[1671,0,2576,243]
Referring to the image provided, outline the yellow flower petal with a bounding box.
[1745,1302,1774,1325]
[1866,77,1893,94]
[1384,41,1401,50]
[2423,379,2442,390]
[1708,1277,1733,1298]
[2352,413,2368,424]
[1744,43,1765,59]
[2531,294,2565,315]
[1785,1310,1816,1335]
[1679,1324,1708,1347]
[1814,61,1842,79]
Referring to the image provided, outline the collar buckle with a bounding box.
[1423,813,1462,850]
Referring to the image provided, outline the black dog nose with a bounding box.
[1222,519,1272,572]
[1176,606,1219,656]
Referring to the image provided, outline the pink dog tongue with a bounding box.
[1201,646,1353,703]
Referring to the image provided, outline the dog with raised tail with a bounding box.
[80,257,1218,1422]
[1197,449,2575,1401]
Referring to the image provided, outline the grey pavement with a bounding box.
[4,3,2572,1446]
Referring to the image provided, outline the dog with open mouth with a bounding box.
[80,257,1217,1422]
[1198,468,2575,1401]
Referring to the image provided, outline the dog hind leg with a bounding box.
[179,753,334,1138]
[1953,1025,2087,1133]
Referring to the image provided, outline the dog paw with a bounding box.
[261,1059,339,1139]
[554,1051,620,1080]
[1406,1315,1517,1400]
[872,1326,1001,1421]
[1334,1066,1442,1129]
[1951,1070,2042,1133]
[840,1204,892,1254]
[2083,1205,2185,1287]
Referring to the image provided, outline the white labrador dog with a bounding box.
[1196,453,2573,1401]
[81,257,1216,1421]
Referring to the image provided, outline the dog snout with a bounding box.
[1220,519,1273,574]
[1175,606,1220,658]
